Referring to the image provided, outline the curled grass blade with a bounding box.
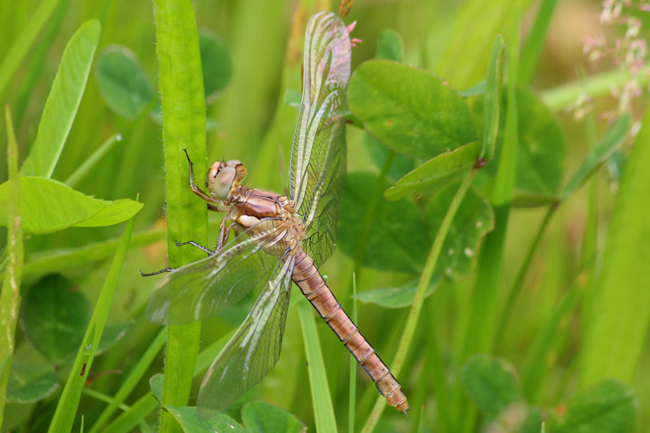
[482,35,504,160]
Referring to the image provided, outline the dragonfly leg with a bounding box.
[176,240,215,255]
[140,268,176,277]
[183,149,219,204]
[217,218,231,252]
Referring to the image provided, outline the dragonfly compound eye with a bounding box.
[211,166,237,200]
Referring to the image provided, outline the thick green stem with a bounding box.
[152,0,207,431]
[0,106,23,425]
[361,168,479,433]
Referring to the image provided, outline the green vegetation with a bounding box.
[1,0,649,432]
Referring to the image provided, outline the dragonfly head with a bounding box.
[207,160,247,200]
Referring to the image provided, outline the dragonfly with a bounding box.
[145,10,409,416]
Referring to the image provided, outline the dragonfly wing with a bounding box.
[197,253,295,415]
[290,11,351,266]
[146,223,287,326]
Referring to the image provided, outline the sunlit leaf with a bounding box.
[384,141,480,201]
[338,172,428,274]
[74,199,143,228]
[241,400,305,433]
[21,274,90,365]
[462,355,521,419]
[427,183,494,282]
[20,20,101,178]
[0,177,143,234]
[95,46,156,120]
[355,277,439,309]
[348,59,476,159]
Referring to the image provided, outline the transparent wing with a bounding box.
[290,11,351,266]
[145,221,288,326]
[197,253,295,415]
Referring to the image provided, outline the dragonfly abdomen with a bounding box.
[292,249,410,414]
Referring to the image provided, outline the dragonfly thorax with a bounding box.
[207,159,246,200]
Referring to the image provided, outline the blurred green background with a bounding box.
[2,0,649,432]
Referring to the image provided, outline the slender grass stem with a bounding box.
[426,297,452,433]
[65,97,158,188]
[495,204,557,347]
[360,168,479,433]
[88,329,166,433]
[349,273,358,433]
[353,150,396,278]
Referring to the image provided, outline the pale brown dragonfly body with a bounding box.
[146,11,408,416]
[188,154,409,414]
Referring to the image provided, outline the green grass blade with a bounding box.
[152,0,207,430]
[101,394,159,433]
[88,329,166,433]
[361,169,479,433]
[580,104,650,387]
[65,134,120,188]
[298,300,338,433]
[20,20,100,178]
[0,0,63,98]
[519,0,558,83]
[0,106,24,427]
[47,213,136,433]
